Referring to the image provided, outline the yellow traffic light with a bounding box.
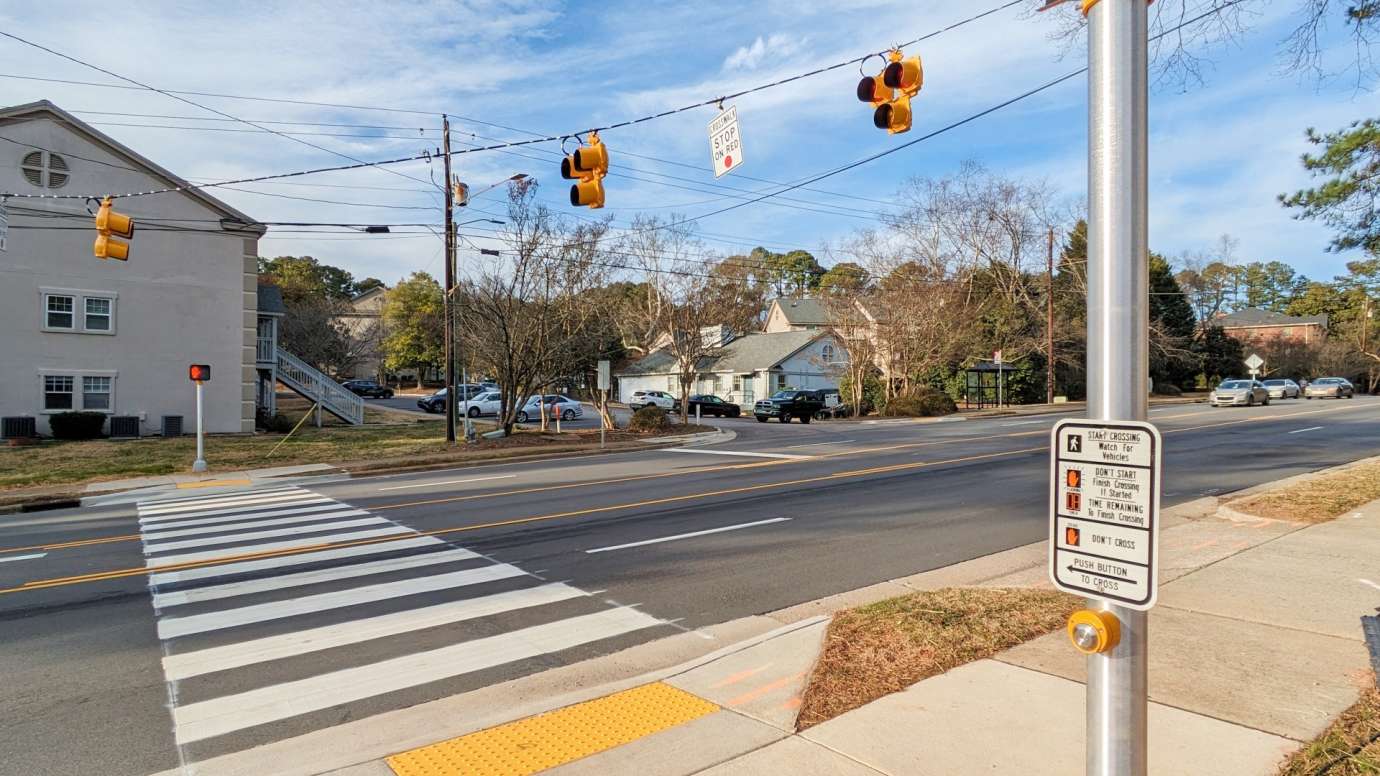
[561,132,607,209]
[94,196,133,261]
[860,50,924,134]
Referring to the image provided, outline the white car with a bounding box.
[457,391,502,418]
[628,390,675,411]
[517,394,584,423]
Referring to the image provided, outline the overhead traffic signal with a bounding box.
[561,132,608,209]
[856,50,924,134]
[94,196,133,260]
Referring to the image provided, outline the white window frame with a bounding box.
[43,375,75,411]
[37,369,118,414]
[82,376,113,411]
[84,297,114,332]
[44,293,76,330]
[40,287,118,335]
[821,343,835,362]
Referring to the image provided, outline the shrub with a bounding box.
[49,411,107,440]
[884,388,957,417]
[1152,382,1182,396]
[256,409,295,433]
[628,405,671,432]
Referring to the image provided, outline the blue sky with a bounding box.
[1,0,1373,286]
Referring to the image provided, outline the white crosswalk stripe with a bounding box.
[134,484,669,755]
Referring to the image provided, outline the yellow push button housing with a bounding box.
[1067,609,1120,654]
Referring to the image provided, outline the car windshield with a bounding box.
[1315,378,1340,384]
[1218,381,1250,389]
[769,391,796,400]
[1262,380,1285,386]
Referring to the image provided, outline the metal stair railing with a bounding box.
[276,349,364,425]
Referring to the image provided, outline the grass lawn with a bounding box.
[795,587,1080,730]
[1277,686,1379,775]
[1229,458,1380,523]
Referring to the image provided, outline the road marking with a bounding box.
[662,448,812,460]
[149,535,443,586]
[153,547,480,607]
[377,474,518,492]
[785,440,854,448]
[145,526,417,567]
[1288,426,1324,434]
[157,563,529,639]
[161,583,587,681]
[585,518,791,554]
[137,490,318,515]
[1000,420,1046,427]
[138,485,302,506]
[143,516,389,553]
[0,552,47,563]
[170,606,665,744]
[139,502,350,529]
[141,508,368,540]
[138,494,329,520]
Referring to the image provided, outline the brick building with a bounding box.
[1215,307,1328,346]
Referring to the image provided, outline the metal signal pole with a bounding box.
[442,115,456,445]
[1048,226,1057,405]
[1085,2,1149,774]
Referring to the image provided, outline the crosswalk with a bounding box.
[136,484,668,756]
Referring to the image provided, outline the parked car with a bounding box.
[628,390,676,411]
[678,394,741,418]
[754,389,826,423]
[1261,379,1300,400]
[517,394,584,422]
[341,379,394,399]
[1208,379,1270,407]
[416,384,487,414]
[457,391,503,418]
[1304,377,1355,399]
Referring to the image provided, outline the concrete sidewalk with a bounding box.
[365,492,1375,776]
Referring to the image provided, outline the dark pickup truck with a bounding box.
[754,389,826,423]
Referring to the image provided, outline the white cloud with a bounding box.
[723,34,805,71]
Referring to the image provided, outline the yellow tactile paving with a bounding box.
[386,682,719,776]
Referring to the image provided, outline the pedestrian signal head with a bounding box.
[188,364,211,382]
[93,196,134,261]
[561,132,607,209]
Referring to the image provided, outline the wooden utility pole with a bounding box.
[442,115,456,444]
[1047,225,1056,405]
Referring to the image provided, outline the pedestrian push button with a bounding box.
[1067,609,1120,654]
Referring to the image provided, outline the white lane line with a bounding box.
[662,448,812,460]
[378,474,517,492]
[153,547,479,608]
[585,518,792,554]
[138,494,328,520]
[784,440,854,448]
[157,563,528,639]
[149,536,442,585]
[161,583,586,681]
[137,489,311,513]
[171,606,664,744]
[1000,420,1046,427]
[142,509,368,540]
[136,485,302,507]
[0,552,47,563]
[143,517,389,553]
[139,502,348,529]
[1288,426,1325,434]
[145,527,417,567]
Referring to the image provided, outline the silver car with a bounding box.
[1304,377,1355,399]
[1209,379,1270,407]
[1261,379,1300,400]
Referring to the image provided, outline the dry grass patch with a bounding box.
[1230,459,1380,523]
[1277,684,1379,776]
[796,587,1079,730]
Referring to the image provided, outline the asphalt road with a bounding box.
[2,397,1378,774]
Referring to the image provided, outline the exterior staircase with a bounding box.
[276,349,365,425]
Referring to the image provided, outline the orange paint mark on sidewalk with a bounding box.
[779,696,802,711]
[1190,539,1218,551]
[726,671,807,707]
[711,665,769,689]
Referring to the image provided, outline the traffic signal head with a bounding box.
[874,93,913,134]
[93,197,133,261]
[883,54,923,97]
[862,50,923,134]
[561,132,607,209]
[855,70,891,106]
[188,364,211,382]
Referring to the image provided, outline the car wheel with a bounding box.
[1305,395,1313,400]
[800,414,812,424]
[385,390,394,398]
[467,407,480,418]
[756,416,768,423]
[562,409,575,420]
[517,411,529,423]
[1246,395,1254,406]
[1263,396,1270,406]
[778,414,790,423]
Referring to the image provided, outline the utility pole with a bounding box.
[1047,225,1057,405]
[1085,2,1149,774]
[442,115,456,445]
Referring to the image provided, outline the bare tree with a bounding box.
[819,289,879,413]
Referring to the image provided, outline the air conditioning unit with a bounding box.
[110,416,140,439]
[161,415,184,437]
[2,416,37,439]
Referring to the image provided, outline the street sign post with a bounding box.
[0,197,8,252]
[708,106,744,178]
[188,364,211,473]
[1050,419,1161,610]
[994,349,1004,407]
[1244,353,1264,379]
[597,359,611,449]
